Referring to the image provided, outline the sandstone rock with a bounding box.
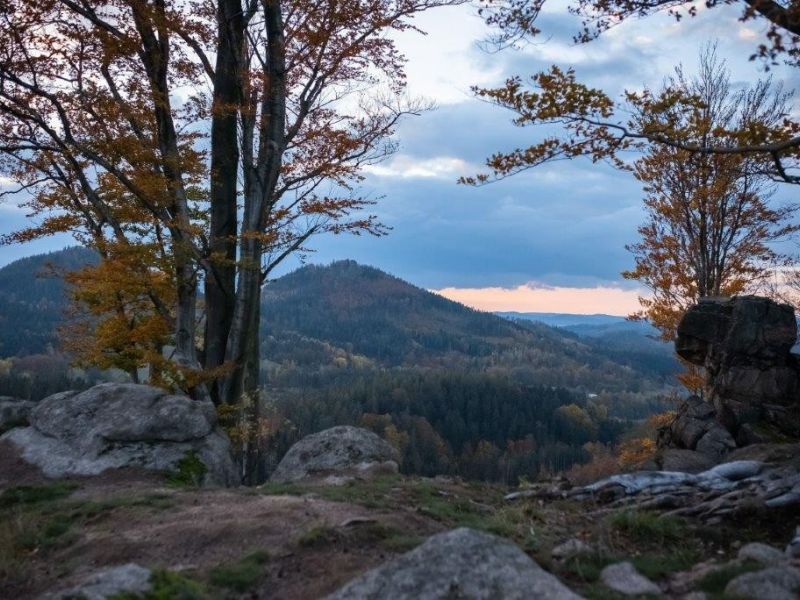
[270,425,399,484]
[0,397,35,433]
[600,562,661,596]
[1,383,237,486]
[326,527,583,599]
[737,542,786,565]
[41,563,152,599]
[551,538,593,561]
[724,566,800,600]
[666,296,800,452]
[658,449,715,473]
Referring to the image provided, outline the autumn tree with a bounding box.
[467,1,800,183]
[623,50,799,342]
[0,0,463,414]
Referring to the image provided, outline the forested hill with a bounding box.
[261,260,676,393]
[0,250,675,393]
[0,247,97,357]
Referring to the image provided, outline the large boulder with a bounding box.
[664,296,800,456]
[0,397,35,433]
[326,528,583,599]
[270,425,399,483]
[1,383,238,486]
[676,296,797,368]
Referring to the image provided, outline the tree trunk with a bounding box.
[205,0,245,403]
[221,0,286,407]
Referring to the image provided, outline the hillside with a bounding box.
[499,311,678,381]
[0,247,97,357]
[260,260,674,393]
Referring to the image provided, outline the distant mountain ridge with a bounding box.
[496,311,631,328]
[0,250,677,392]
[260,260,676,392]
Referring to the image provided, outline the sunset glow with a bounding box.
[433,284,646,316]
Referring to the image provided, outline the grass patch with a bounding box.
[608,510,687,546]
[696,560,762,598]
[0,482,78,508]
[112,569,207,600]
[208,551,270,593]
[167,452,207,488]
[632,550,699,580]
[563,553,616,583]
[582,583,629,600]
[260,475,402,509]
[297,525,340,548]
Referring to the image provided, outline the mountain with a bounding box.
[0,247,97,357]
[260,260,675,393]
[0,251,675,393]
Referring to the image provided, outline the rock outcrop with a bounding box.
[270,425,399,483]
[326,527,583,600]
[1,383,238,486]
[658,296,800,466]
[509,453,800,520]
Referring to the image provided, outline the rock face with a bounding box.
[661,296,800,462]
[0,397,35,433]
[1,383,238,486]
[326,527,583,600]
[41,563,152,599]
[270,425,399,483]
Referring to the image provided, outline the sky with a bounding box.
[1,1,799,315]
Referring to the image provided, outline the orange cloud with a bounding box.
[432,283,646,316]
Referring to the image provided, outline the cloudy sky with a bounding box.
[1,1,799,315]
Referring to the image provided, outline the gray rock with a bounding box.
[326,528,583,600]
[2,383,237,486]
[670,296,800,443]
[600,562,661,596]
[41,563,152,599]
[551,538,593,561]
[724,566,800,600]
[695,425,736,460]
[738,542,786,565]
[659,449,715,473]
[271,425,399,483]
[0,397,35,432]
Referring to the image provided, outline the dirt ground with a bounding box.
[0,441,448,599]
[2,440,798,600]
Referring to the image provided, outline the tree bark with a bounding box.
[205,0,245,403]
[222,0,286,407]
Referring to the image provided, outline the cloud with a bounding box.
[363,155,474,179]
[433,282,646,315]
